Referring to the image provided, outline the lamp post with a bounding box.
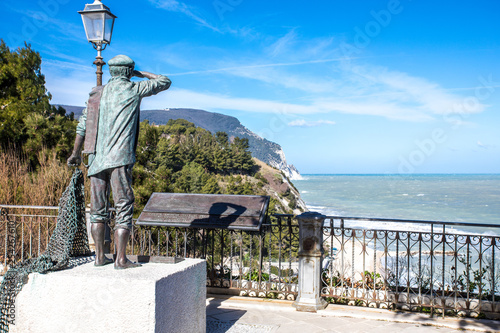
[78,0,116,254]
[79,0,117,86]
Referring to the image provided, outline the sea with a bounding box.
[293,174,500,236]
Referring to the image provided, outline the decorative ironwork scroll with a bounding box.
[321,216,500,319]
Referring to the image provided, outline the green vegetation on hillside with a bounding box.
[140,109,288,170]
[0,40,75,168]
[133,119,259,213]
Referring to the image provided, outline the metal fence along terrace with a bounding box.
[1,205,499,319]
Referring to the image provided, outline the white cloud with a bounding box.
[288,119,336,127]
[229,66,339,94]
[166,57,350,77]
[148,0,220,32]
[140,87,432,122]
[10,8,83,44]
[43,60,98,107]
[47,67,482,124]
[210,60,487,121]
[157,28,487,122]
[146,0,254,37]
[267,30,297,58]
[141,87,316,114]
[42,34,489,125]
[46,76,94,107]
[477,141,495,149]
[351,65,485,116]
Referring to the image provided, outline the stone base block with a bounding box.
[11,258,206,333]
[292,296,327,312]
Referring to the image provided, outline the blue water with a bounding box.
[294,174,500,235]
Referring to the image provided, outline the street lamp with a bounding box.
[79,0,117,86]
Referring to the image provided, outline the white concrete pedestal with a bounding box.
[11,258,206,333]
[292,212,328,313]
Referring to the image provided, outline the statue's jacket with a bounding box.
[76,74,171,176]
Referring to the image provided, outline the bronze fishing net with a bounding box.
[0,168,91,332]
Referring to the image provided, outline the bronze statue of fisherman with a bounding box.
[67,55,171,269]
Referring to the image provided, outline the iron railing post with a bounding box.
[293,212,327,312]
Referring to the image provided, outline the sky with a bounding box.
[1,0,499,174]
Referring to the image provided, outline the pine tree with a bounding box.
[0,40,75,166]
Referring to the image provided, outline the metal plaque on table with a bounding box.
[136,193,270,231]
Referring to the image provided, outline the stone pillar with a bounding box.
[292,212,327,312]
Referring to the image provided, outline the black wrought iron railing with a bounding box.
[0,206,299,301]
[1,205,499,319]
[321,216,500,318]
[0,205,58,267]
[130,214,299,300]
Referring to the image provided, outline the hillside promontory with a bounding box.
[132,119,307,216]
[58,106,302,180]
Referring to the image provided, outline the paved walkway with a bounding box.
[206,295,500,333]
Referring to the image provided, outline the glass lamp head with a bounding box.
[78,0,117,45]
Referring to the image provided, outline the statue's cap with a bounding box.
[108,55,135,67]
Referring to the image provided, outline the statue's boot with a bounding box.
[91,223,113,266]
[103,223,111,254]
[114,228,141,270]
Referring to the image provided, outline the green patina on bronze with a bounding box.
[77,56,171,176]
[82,85,104,156]
[71,54,171,268]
